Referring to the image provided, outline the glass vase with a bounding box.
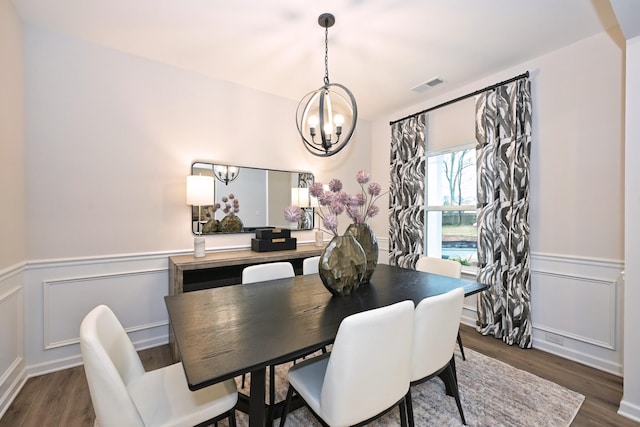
[345,223,379,284]
[219,215,243,232]
[318,235,366,296]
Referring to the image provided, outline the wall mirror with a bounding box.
[191,162,315,234]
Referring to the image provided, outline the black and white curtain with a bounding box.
[475,78,532,348]
[298,172,314,229]
[389,114,426,268]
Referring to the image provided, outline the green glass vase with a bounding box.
[219,215,243,232]
[345,223,379,284]
[318,235,366,296]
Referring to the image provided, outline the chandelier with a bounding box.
[213,165,239,185]
[296,13,358,157]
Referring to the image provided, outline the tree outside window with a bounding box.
[425,146,477,266]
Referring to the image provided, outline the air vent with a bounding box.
[411,76,444,93]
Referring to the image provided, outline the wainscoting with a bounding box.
[0,239,625,418]
[0,263,26,421]
[377,237,625,375]
[529,253,624,375]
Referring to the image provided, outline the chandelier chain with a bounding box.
[324,24,330,85]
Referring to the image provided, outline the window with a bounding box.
[425,145,477,267]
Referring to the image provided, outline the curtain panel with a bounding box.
[475,78,532,348]
[389,114,426,268]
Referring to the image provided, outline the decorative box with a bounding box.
[255,228,291,239]
[251,237,297,252]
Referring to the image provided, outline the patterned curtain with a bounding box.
[475,78,532,348]
[389,114,426,268]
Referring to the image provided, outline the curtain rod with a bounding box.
[389,71,530,126]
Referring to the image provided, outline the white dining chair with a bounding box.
[407,288,466,426]
[80,305,237,427]
[242,261,295,283]
[302,256,320,275]
[415,256,467,360]
[241,261,295,423]
[279,300,414,427]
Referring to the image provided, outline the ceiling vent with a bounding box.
[411,76,444,93]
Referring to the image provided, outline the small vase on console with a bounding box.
[219,215,243,233]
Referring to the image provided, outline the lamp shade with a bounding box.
[186,175,214,206]
[291,187,310,208]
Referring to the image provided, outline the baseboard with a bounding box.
[26,334,169,378]
[0,363,27,420]
[533,339,622,376]
[618,400,640,423]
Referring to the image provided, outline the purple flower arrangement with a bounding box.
[284,170,385,236]
[221,193,239,216]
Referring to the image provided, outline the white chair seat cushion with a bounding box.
[127,362,237,427]
[287,353,331,416]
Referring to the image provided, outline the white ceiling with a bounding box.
[10,0,621,119]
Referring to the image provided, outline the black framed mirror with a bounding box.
[191,162,314,234]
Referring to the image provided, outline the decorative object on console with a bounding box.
[186,175,214,257]
[296,13,358,157]
[251,228,297,252]
[218,193,243,232]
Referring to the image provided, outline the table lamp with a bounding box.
[186,175,214,257]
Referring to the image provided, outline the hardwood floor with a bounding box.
[1,324,638,426]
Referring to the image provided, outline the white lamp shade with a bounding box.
[186,175,214,206]
[291,187,310,208]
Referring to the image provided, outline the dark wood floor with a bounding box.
[1,324,638,426]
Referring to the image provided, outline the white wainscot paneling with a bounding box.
[0,264,26,419]
[43,269,168,350]
[533,270,615,349]
[531,253,624,375]
[24,253,172,376]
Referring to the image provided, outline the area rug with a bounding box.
[229,348,585,427]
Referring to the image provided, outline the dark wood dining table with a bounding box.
[164,263,487,427]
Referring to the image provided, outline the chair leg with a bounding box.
[440,361,466,425]
[399,395,408,427]
[268,366,276,425]
[457,332,466,361]
[279,386,295,427]
[241,373,246,388]
[405,389,415,427]
[442,357,459,397]
[228,409,237,427]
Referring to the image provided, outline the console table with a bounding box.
[168,245,324,359]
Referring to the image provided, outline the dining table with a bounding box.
[164,262,488,427]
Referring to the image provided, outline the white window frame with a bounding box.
[424,143,478,275]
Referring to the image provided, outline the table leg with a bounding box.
[249,367,266,427]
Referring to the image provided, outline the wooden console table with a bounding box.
[168,245,324,359]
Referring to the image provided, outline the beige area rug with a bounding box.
[225,348,584,427]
